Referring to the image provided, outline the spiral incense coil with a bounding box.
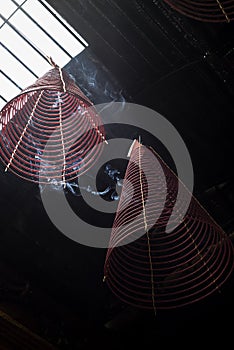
[0,66,106,184]
[162,0,234,23]
[104,141,234,311]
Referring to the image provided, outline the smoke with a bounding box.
[39,177,120,201]
[66,48,128,106]
[38,48,129,200]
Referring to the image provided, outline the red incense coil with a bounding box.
[104,141,234,311]
[162,0,234,23]
[0,65,106,184]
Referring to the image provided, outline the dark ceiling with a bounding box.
[0,0,234,347]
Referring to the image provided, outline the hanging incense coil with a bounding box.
[0,65,106,184]
[162,0,234,23]
[104,141,234,311]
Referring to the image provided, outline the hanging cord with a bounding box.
[138,138,157,316]
[46,56,58,68]
[46,56,66,92]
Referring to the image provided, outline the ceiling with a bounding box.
[0,0,234,347]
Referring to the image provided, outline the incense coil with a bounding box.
[104,141,234,310]
[0,67,106,184]
[162,0,234,23]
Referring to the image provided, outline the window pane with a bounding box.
[38,0,88,47]
[14,0,28,4]
[0,72,21,101]
[23,0,87,57]
[0,0,18,19]
[0,24,51,77]
[0,0,87,104]
[0,97,7,111]
[9,10,70,67]
[0,44,37,88]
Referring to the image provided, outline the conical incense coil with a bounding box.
[162,0,234,23]
[104,141,234,311]
[0,66,107,184]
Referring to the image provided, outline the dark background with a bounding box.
[0,0,234,347]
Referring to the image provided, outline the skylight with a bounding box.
[0,0,88,111]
